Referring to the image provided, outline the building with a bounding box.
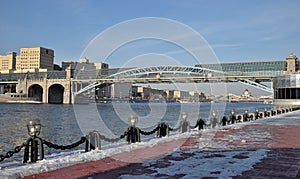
[16,47,54,71]
[132,86,152,99]
[62,59,109,79]
[273,53,300,106]
[164,89,175,100]
[0,52,16,71]
[94,62,109,69]
[285,53,299,74]
[79,58,89,63]
[110,83,132,99]
[62,59,109,70]
[241,89,251,98]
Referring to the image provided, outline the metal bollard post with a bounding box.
[23,119,44,163]
[255,108,259,120]
[195,118,206,130]
[85,130,101,152]
[221,116,228,126]
[264,108,268,118]
[271,108,277,116]
[126,115,140,143]
[157,122,169,137]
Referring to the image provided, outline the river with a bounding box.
[0,102,272,164]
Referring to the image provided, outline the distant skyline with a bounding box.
[1,0,300,67]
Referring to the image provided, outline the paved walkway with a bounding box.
[23,111,300,179]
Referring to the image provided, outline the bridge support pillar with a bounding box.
[63,80,72,104]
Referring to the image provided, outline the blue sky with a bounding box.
[0,0,300,67]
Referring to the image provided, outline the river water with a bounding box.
[0,102,272,164]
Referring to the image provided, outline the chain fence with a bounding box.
[0,142,26,162]
[43,137,86,150]
[1,106,297,163]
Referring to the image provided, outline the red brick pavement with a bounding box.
[23,124,300,179]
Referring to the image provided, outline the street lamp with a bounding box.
[180,112,190,133]
[126,114,140,143]
[212,110,216,117]
[230,109,236,124]
[24,119,44,163]
[181,111,188,120]
[264,108,268,117]
[230,109,235,115]
[255,108,259,119]
[129,114,138,126]
[243,109,249,121]
[210,110,217,128]
[27,119,41,137]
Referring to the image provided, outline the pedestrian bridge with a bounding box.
[74,64,276,95]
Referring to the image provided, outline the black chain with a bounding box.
[120,132,127,139]
[43,137,86,150]
[0,142,26,162]
[139,126,160,136]
[97,132,127,143]
[169,126,180,132]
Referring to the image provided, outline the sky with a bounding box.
[0,0,300,67]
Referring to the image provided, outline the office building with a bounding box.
[16,47,54,71]
[0,52,16,71]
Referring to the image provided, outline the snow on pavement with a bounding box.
[120,149,268,179]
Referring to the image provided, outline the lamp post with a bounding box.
[264,108,268,117]
[210,110,218,128]
[255,108,259,120]
[243,109,249,121]
[126,115,140,143]
[180,112,190,133]
[24,119,44,163]
[271,107,276,116]
[181,111,188,120]
[230,109,236,124]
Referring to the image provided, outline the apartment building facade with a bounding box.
[16,47,54,71]
[0,52,16,71]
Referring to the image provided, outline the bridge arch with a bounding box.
[107,65,223,79]
[48,84,64,104]
[28,84,43,101]
[75,65,225,95]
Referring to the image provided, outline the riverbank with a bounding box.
[0,95,41,104]
[1,110,299,178]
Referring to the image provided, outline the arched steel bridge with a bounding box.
[107,65,223,78]
[74,65,274,95]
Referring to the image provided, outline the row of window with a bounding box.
[19,57,40,59]
[275,88,300,99]
[21,51,40,53]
